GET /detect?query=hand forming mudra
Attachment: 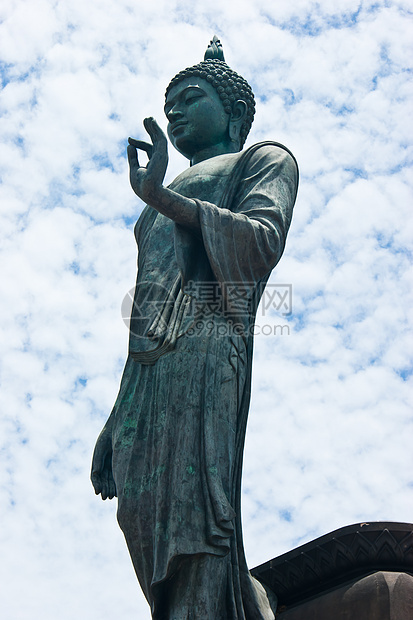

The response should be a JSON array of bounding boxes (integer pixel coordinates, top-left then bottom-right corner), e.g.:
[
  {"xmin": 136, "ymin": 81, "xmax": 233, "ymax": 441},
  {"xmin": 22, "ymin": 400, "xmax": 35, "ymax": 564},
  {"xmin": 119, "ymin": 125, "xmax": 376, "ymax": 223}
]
[
  {"xmin": 127, "ymin": 116, "xmax": 199, "ymax": 229},
  {"xmin": 127, "ymin": 117, "xmax": 168, "ymax": 205}
]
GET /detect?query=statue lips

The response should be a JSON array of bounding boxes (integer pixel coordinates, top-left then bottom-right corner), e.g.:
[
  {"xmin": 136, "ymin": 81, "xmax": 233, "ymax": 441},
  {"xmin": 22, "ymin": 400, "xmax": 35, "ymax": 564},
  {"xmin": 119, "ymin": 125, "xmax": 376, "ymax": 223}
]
[{"xmin": 170, "ymin": 120, "xmax": 188, "ymax": 135}]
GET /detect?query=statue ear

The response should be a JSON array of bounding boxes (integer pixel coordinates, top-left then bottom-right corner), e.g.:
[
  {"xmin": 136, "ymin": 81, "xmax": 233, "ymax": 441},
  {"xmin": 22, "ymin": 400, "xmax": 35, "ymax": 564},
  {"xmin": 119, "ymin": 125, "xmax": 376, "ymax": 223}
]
[
  {"xmin": 231, "ymin": 100, "xmax": 248, "ymax": 123},
  {"xmin": 229, "ymin": 100, "xmax": 247, "ymax": 147}
]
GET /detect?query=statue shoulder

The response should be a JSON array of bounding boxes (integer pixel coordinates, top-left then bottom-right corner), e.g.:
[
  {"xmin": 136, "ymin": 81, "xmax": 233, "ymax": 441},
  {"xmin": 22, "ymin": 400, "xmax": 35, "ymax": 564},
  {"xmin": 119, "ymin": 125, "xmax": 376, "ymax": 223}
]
[
  {"xmin": 245, "ymin": 140, "xmax": 298, "ymax": 169},
  {"xmin": 241, "ymin": 141, "xmax": 299, "ymax": 189}
]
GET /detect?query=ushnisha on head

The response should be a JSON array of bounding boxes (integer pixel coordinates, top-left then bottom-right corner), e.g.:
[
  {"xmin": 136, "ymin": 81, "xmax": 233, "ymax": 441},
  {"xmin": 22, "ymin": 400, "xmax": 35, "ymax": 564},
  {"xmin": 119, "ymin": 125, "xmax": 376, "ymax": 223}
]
[{"xmin": 165, "ymin": 36, "xmax": 255, "ymax": 150}]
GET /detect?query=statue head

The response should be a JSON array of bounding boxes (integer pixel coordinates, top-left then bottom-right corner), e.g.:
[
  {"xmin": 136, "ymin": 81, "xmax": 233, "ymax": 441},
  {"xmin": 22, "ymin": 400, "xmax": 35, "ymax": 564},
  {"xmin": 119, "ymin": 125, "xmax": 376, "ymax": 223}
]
[{"xmin": 164, "ymin": 37, "xmax": 255, "ymax": 161}]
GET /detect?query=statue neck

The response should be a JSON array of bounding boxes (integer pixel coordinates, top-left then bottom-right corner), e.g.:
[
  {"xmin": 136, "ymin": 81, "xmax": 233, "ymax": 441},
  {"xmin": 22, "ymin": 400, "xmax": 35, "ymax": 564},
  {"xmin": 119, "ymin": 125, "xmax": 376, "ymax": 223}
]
[{"xmin": 191, "ymin": 141, "xmax": 240, "ymax": 166}]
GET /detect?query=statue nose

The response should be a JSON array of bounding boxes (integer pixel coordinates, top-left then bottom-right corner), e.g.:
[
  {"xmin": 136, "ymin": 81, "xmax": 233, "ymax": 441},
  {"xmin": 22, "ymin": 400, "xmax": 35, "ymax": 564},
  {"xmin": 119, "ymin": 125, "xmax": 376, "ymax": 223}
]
[{"xmin": 167, "ymin": 107, "xmax": 184, "ymax": 122}]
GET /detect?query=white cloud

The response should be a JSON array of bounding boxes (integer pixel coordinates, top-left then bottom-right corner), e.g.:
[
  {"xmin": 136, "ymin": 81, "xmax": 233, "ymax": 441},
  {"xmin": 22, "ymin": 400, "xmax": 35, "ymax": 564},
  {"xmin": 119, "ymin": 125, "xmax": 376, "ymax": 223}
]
[{"xmin": 0, "ymin": 0, "xmax": 411, "ymax": 618}]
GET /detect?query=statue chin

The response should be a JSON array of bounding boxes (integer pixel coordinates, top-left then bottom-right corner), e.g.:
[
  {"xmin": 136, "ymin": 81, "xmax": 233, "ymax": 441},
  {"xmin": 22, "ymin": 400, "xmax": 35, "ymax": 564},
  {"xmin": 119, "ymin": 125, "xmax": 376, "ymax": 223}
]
[{"xmin": 172, "ymin": 141, "xmax": 194, "ymax": 161}]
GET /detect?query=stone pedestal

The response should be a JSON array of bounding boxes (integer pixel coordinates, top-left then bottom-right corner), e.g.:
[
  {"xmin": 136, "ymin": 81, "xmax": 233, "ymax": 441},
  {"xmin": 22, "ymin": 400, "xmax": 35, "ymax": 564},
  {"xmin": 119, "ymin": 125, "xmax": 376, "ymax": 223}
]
[
  {"xmin": 251, "ymin": 522, "xmax": 413, "ymax": 619},
  {"xmin": 275, "ymin": 571, "xmax": 413, "ymax": 619}
]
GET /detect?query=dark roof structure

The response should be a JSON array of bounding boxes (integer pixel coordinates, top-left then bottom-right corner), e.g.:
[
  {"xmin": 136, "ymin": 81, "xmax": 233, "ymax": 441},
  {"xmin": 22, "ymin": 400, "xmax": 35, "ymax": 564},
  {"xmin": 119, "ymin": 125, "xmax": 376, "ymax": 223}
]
[{"xmin": 251, "ymin": 521, "xmax": 413, "ymax": 607}]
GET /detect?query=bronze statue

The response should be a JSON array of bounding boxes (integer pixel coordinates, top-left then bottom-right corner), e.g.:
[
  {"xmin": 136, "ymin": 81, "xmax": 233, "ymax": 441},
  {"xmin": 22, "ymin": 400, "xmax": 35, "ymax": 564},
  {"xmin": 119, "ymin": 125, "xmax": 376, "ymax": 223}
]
[{"xmin": 91, "ymin": 36, "xmax": 298, "ymax": 619}]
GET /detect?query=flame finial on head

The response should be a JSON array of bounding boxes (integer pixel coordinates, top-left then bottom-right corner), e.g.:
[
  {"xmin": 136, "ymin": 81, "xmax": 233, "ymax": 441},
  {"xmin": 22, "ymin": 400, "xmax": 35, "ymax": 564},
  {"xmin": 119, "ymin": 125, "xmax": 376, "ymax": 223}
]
[{"xmin": 204, "ymin": 35, "xmax": 225, "ymax": 61}]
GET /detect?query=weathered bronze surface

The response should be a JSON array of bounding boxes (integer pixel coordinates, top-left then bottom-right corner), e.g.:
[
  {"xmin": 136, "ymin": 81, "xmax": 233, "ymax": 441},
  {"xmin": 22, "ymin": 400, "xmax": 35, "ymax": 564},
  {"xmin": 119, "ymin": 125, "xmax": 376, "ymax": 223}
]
[{"xmin": 91, "ymin": 37, "xmax": 298, "ymax": 619}]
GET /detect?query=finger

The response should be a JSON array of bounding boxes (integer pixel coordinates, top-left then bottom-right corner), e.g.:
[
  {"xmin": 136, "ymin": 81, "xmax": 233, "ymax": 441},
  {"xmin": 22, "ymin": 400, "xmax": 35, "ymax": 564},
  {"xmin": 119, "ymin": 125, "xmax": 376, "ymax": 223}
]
[
  {"xmin": 128, "ymin": 137, "xmax": 153, "ymax": 158},
  {"xmin": 102, "ymin": 452, "xmax": 114, "ymax": 500},
  {"xmin": 91, "ymin": 472, "xmax": 102, "ymax": 495},
  {"xmin": 143, "ymin": 118, "xmax": 168, "ymax": 180},
  {"xmin": 143, "ymin": 117, "xmax": 167, "ymax": 146},
  {"xmin": 101, "ymin": 467, "xmax": 109, "ymax": 500},
  {"xmin": 108, "ymin": 475, "xmax": 117, "ymax": 500},
  {"xmin": 127, "ymin": 143, "xmax": 140, "ymax": 171}
]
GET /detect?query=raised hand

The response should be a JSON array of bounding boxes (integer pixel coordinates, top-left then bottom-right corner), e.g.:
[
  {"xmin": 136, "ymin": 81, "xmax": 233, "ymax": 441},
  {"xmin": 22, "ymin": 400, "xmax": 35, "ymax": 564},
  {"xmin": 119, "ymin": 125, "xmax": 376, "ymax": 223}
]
[
  {"xmin": 127, "ymin": 117, "xmax": 168, "ymax": 204},
  {"xmin": 91, "ymin": 428, "xmax": 117, "ymax": 500}
]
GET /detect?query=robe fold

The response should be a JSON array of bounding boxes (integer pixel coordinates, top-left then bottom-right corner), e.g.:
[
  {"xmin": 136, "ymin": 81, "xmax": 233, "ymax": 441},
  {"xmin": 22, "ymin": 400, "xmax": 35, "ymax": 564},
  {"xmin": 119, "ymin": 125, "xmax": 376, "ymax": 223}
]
[{"xmin": 107, "ymin": 141, "xmax": 298, "ymax": 619}]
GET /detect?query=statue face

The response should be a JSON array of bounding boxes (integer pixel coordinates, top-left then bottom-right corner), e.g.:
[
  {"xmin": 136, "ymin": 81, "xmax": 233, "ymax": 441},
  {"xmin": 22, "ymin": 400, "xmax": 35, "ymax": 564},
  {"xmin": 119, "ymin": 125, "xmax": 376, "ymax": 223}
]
[{"xmin": 164, "ymin": 77, "xmax": 230, "ymax": 160}]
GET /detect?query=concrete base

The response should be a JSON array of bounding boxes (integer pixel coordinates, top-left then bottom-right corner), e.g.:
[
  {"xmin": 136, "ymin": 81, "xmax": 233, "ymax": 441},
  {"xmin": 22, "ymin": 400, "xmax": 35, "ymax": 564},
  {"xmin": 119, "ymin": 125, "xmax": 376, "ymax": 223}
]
[{"xmin": 276, "ymin": 571, "xmax": 413, "ymax": 619}]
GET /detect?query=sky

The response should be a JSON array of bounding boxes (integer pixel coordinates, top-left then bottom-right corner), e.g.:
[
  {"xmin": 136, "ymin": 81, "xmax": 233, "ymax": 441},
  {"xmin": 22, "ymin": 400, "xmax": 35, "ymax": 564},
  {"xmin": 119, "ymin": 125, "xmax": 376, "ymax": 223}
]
[{"xmin": 0, "ymin": 0, "xmax": 412, "ymax": 618}]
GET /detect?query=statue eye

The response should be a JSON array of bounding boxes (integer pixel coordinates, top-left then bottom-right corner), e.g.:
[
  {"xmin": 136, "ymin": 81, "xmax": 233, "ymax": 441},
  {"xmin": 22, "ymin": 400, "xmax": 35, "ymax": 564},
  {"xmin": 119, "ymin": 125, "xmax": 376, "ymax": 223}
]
[{"xmin": 185, "ymin": 94, "xmax": 201, "ymax": 105}]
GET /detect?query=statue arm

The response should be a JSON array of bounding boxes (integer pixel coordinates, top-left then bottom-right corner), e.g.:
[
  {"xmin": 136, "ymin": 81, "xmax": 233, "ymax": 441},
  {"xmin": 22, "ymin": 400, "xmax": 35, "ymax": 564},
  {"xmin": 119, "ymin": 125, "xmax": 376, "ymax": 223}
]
[{"xmin": 144, "ymin": 185, "xmax": 200, "ymax": 229}]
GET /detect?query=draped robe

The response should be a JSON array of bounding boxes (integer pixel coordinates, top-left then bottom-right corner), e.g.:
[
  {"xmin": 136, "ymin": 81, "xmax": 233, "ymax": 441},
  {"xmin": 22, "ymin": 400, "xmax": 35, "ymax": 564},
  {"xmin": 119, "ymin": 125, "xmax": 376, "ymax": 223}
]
[{"xmin": 104, "ymin": 142, "xmax": 298, "ymax": 619}]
